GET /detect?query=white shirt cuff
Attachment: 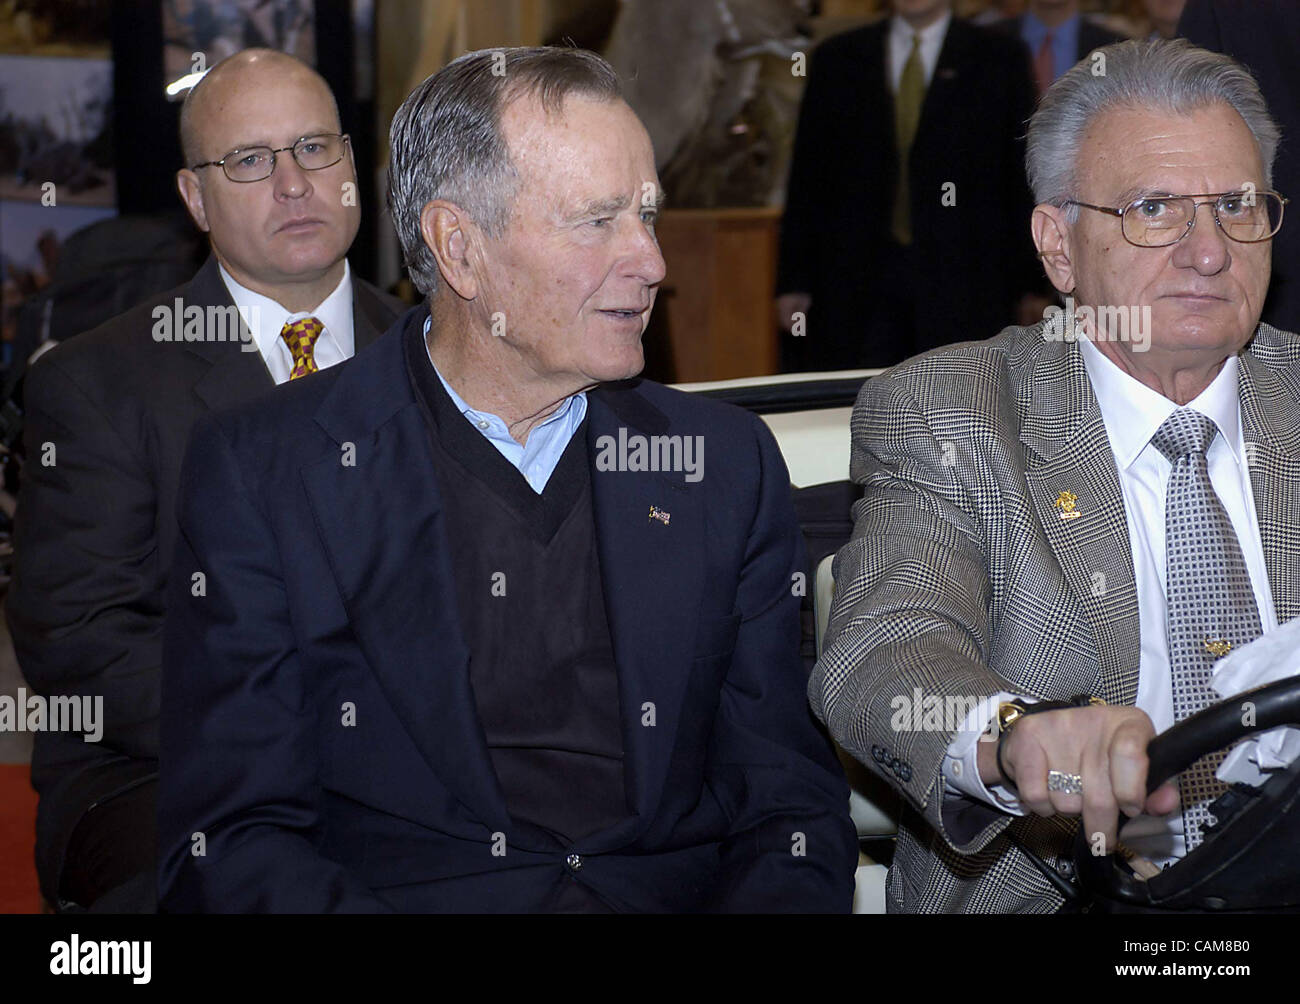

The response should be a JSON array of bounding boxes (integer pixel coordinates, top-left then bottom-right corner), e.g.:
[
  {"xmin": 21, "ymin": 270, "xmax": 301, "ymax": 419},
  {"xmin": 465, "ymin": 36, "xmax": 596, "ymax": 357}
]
[{"xmin": 941, "ymin": 691, "xmax": 1031, "ymax": 814}]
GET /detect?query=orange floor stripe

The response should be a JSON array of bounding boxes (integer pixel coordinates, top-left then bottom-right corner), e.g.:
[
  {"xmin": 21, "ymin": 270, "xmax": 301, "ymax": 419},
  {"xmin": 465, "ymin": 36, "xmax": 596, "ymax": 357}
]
[{"xmin": 0, "ymin": 765, "xmax": 40, "ymax": 914}]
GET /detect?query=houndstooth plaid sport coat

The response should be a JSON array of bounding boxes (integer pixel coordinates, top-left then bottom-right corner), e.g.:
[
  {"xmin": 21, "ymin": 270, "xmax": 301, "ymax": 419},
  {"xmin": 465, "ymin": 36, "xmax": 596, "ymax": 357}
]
[{"xmin": 809, "ymin": 321, "xmax": 1300, "ymax": 913}]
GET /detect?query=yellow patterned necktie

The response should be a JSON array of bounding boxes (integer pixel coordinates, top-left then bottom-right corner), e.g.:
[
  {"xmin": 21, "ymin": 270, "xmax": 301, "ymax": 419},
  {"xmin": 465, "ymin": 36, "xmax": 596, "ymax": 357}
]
[
  {"xmin": 892, "ymin": 33, "xmax": 925, "ymax": 246},
  {"xmin": 281, "ymin": 316, "xmax": 323, "ymax": 380}
]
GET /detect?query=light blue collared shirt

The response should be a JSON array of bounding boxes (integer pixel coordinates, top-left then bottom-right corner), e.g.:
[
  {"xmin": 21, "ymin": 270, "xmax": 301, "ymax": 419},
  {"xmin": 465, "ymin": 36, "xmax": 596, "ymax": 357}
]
[
  {"xmin": 421, "ymin": 315, "xmax": 587, "ymax": 494},
  {"xmin": 1021, "ymin": 10, "xmax": 1081, "ymax": 85}
]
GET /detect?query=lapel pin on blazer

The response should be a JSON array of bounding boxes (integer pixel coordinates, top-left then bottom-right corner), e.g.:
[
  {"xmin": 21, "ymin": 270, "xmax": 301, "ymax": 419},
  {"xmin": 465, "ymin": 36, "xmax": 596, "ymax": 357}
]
[
  {"xmin": 648, "ymin": 505, "xmax": 671, "ymax": 526},
  {"xmin": 1055, "ymin": 490, "xmax": 1082, "ymax": 520}
]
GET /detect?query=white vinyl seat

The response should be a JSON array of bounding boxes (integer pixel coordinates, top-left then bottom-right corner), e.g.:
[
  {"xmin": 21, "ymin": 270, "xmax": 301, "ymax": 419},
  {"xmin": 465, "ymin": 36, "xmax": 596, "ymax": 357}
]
[
  {"xmin": 676, "ymin": 370, "xmax": 894, "ymax": 912},
  {"xmin": 853, "ymin": 857, "xmax": 889, "ymax": 916},
  {"xmin": 816, "ymin": 552, "xmax": 899, "ymax": 913}
]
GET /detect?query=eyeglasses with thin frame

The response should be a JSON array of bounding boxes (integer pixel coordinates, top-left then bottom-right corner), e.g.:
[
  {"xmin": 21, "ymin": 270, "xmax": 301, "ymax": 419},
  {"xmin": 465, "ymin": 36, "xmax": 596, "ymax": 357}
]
[
  {"xmin": 190, "ymin": 133, "xmax": 351, "ymax": 183},
  {"xmin": 1062, "ymin": 190, "xmax": 1288, "ymax": 247}
]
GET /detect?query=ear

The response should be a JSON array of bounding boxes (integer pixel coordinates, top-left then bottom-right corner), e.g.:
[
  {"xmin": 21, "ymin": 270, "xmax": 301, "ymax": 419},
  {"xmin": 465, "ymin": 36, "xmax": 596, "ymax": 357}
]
[
  {"xmin": 342, "ymin": 135, "xmax": 358, "ymax": 181},
  {"xmin": 1031, "ymin": 203, "xmax": 1076, "ymax": 296},
  {"xmin": 176, "ymin": 169, "xmax": 210, "ymax": 233},
  {"xmin": 420, "ymin": 200, "xmax": 481, "ymax": 301}
]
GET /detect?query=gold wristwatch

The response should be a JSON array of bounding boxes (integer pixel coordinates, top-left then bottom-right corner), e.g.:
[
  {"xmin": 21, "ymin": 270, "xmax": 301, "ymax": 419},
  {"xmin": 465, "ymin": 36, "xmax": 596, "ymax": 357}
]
[
  {"xmin": 994, "ymin": 694, "xmax": 1105, "ymax": 789},
  {"xmin": 997, "ymin": 694, "xmax": 1105, "ymax": 731}
]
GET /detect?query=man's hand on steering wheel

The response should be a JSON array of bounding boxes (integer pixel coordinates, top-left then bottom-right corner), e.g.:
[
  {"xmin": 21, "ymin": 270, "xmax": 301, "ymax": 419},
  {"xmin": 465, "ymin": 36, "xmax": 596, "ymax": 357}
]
[{"xmin": 976, "ymin": 704, "xmax": 1181, "ymax": 852}]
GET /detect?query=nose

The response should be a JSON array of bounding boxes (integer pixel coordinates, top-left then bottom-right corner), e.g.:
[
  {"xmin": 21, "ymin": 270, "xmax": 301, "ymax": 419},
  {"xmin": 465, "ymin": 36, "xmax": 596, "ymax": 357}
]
[
  {"xmin": 623, "ymin": 216, "xmax": 666, "ymax": 287},
  {"xmin": 272, "ymin": 150, "xmax": 312, "ymax": 200},
  {"xmin": 1171, "ymin": 200, "xmax": 1230, "ymax": 276}
]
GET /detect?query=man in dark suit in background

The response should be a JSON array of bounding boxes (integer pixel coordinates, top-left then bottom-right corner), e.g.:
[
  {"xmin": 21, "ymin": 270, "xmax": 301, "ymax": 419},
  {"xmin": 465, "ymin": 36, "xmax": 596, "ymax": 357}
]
[
  {"xmin": 7, "ymin": 48, "xmax": 403, "ymax": 913},
  {"xmin": 1180, "ymin": 0, "xmax": 1300, "ymax": 333},
  {"xmin": 157, "ymin": 46, "xmax": 858, "ymax": 913},
  {"xmin": 776, "ymin": 0, "xmax": 1042, "ymax": 372},
  {"xmin": 995, "ymin": 0, "xmax": 1126, "ymax": 95}
]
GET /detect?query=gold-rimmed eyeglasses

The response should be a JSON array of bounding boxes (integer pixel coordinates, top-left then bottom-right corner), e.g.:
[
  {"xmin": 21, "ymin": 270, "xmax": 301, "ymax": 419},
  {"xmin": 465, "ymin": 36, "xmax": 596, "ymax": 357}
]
[
  {"xmin": 1062, "ymin": 190, "xmax": 1287, "ymax": 247},
  {"xmin": 190, "ymin": 133, "xmax": 350, "ymax": 183}
]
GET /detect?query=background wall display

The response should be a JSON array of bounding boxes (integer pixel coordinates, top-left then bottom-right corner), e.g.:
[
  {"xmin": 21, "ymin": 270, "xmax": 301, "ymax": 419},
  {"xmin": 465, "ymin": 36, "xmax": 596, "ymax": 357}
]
[
  {"xmin": 163, "ymin": 0, "xmax": 316, "ymax": 97},
  {"xmin": 0, "ymin": 0, "xmax": 110, "ymax": 58},
  {"xmin": 606, "ymin": 0, "xmax": 806, "ymax": 211},
  {"xmin": 0, "ymin": 56, "xmax": 114, "ymax": 206},
  {"xmin": 0, "ymin": 2, "xmax": 115, "ymax": 371},
  {"xmin": 0, "ymin": 199, "xmax": 115, "ymax": 358}
]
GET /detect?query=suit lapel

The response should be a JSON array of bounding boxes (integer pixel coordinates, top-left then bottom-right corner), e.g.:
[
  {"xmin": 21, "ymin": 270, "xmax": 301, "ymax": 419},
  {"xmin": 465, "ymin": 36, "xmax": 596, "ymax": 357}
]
[
  {"xmin": 1238, "ymin": 333, "xmax": 1300, "ymax": 624},
  {"xmin": 869, "ymin": 22, "xmax": 891, "ymax": 107},
  {"xmin": 351, "ymin": 279, "xmax": 391, "ymax": 351},
  {"xmin": 189, "ymin": 259, "xmax": 396, "ymax": 410},
  {"xmin": 916, "ymin": 17, "xmax": 969, "ymax": 139},
  {"xmin": 191, "ymin": 347, "xmax": 274, "ymax": 412},
  {"xmin": 301, "ymin": 316, "xmax": 511, "ymax": 834},
  {"xmin": 1021, "ymin": 333, "xmax": 1141, "ymax": 705},
  {"xmin": 585, "ymin": 386, "xmax": 705, "ymax": 830},
  {"xmin": 183, "ymin": 256, "xmax": 276, "ymax": 411},
  {"xmin": 864, "ymin": 23, "xmax": 895, "ymax": 167}
]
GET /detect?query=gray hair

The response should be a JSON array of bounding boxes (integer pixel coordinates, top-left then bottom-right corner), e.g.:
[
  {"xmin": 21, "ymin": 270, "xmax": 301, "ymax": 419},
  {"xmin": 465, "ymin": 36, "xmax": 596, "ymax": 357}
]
[
  {"xmin": 1027, "ymin": 39, "xmax": 1281, "ymax": 222},
  {"xmin": 388, "ymin": 46, "xmax": 622, "ymax": 299}
]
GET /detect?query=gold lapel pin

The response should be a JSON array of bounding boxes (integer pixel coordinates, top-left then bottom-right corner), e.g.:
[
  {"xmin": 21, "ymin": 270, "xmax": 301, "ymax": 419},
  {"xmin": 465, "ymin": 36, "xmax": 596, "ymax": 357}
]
[
  {"xmin": 1055, "ymin": 490, "xmax": 1082, "ymax": 520},
  {"xmin": 648, "ymin": 505, "xmax": 671, "ymax": 526},
  {"xmin": 1204, "ymin": 638, "xmax": 1232, "ymax": 658}
]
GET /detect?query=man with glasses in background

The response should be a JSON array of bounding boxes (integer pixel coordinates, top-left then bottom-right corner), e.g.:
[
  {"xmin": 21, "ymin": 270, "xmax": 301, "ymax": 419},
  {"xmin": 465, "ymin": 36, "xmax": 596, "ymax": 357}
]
[
  {"xmin": 8, "ymin": 48, "xmax": 402, "ymax": 913},
  {"xmin": 811, "ymin": 39, "xmax": 1297, "ymax": 912}
]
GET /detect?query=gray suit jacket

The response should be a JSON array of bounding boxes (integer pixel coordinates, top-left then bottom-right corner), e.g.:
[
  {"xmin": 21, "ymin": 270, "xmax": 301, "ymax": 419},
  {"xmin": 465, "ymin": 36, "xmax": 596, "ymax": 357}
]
[{"xmin": 809, "ymin": 321, "xmax": 1300, "ymax": 913}]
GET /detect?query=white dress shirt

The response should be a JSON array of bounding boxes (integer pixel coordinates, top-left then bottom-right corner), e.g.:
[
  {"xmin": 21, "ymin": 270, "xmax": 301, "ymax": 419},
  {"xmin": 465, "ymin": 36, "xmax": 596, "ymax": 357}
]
[
  {"xmin": 943, "ymin": 335, "xmax": 1277, "ymax": 864},
  {"xmin": 888, "ymin": 10, "xmax": 952, "ymax": 93},
  {"xmin": 218, "ymin": 261, "xmax": 355, "ymax": 385}
]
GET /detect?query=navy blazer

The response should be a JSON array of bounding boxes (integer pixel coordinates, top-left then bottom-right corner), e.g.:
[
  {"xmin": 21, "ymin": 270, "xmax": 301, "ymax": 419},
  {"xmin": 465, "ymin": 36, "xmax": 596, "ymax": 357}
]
[{"xmin": 157, "ymin": 307, "xmax": 857, "ymax": 912}]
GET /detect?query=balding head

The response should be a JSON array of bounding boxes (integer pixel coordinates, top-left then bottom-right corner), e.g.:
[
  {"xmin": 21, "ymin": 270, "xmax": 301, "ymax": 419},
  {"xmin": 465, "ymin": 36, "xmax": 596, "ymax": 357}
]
[
  {"xmin": 173, "ymin": 47, "xmax": 359, "ymax": 313},
  {"xmin": 180, "ymin": 48, "xmax": 339, "ymax": 167}
]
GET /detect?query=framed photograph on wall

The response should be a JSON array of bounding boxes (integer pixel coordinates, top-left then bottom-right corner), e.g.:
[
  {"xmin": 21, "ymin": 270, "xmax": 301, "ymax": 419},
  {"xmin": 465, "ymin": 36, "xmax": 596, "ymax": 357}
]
[
  {"xmin": 0, "ymin": 56, "xmax": 114, "ymax": 207},
  {"xmin": 163, "ymin": 0, "xmax": 316, "ymax": 99},
  {"xmin": 0, "ymin": 1, "xmax": 111, "ymax": 58}
]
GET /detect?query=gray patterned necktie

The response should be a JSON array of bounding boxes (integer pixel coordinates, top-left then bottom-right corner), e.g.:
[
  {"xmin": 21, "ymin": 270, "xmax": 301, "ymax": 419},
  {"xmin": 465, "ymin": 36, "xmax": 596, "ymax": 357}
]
[{"xmin": 1152, "ymin": 409, "xmax": 1262, "ymax": 851}]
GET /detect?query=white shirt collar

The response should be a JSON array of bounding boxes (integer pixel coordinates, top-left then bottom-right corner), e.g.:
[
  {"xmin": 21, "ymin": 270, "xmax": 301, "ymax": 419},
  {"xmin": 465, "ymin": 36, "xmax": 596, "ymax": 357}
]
[
  {"xmin": 1078, "ymin": 334, "xmax": 1244, "ymax": 471},
  {"xmin": 890, "ymin": 9, "xmax": 952, "ymax": 52},
  {"xmin": 217, "ymin": 260, "xmax": 354, "ymax": 371}
]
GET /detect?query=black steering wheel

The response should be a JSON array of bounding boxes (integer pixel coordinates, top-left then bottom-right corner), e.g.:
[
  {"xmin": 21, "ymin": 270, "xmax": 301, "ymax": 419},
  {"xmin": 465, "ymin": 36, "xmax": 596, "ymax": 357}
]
[{"xmin": 1069, "ymin": 674, "xmax": 1300, "ymax": 912}]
